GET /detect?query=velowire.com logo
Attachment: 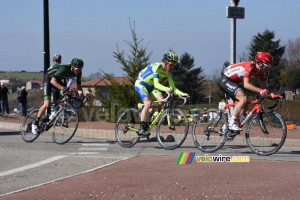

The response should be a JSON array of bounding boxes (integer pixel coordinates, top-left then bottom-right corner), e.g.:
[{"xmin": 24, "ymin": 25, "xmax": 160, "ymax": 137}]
[{"xmin": 176, "ymin": 152, "xmax": 250, "ymax": 164}]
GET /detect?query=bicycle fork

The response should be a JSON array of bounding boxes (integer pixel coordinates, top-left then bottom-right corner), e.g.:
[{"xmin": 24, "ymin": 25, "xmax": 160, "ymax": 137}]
[{"xmin": 166, "ymin": 109, "xmax": 175, "ymax": 130}]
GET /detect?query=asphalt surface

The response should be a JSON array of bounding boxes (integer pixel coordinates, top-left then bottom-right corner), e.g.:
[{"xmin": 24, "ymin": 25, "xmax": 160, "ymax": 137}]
[{"xmin": 0, "ymin": 118, "xmax": 299, "ymax": 199}]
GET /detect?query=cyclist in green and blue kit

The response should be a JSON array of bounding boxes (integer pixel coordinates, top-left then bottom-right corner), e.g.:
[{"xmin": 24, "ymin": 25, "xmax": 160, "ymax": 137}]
[
  {"xmin": 135, "ymin": 51, "xmax": 189, "ymax": 136},
  {"xmin": 32, "ymin": 57, "xmax": 86, "ymax": 134}
]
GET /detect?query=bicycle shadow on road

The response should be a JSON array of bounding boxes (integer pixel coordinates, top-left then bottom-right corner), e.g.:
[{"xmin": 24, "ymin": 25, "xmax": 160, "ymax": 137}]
[{"xmin": 0, "ymin": 131, "xmax": 21, "ymax": 136}]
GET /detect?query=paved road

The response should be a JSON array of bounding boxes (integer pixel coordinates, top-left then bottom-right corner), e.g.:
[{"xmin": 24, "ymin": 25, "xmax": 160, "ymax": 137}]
[{"xmin": 0, "ymin": 127, "xmax": 299, "ymax": 199}]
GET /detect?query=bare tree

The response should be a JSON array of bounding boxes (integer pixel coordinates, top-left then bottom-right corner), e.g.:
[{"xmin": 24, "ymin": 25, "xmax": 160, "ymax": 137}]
[
  {"xmin": 89, "ymin": 71, "xmax": 103, "ymax": 79},
  {"xmin": 285, "ymin": 37, "xmax": 300, "ymax": 68}
]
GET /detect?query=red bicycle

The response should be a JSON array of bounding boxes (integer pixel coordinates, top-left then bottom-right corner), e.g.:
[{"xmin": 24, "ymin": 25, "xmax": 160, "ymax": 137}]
[{"xmin": 192, "ymin": 95, "xmax": 287, "ymax": 156}]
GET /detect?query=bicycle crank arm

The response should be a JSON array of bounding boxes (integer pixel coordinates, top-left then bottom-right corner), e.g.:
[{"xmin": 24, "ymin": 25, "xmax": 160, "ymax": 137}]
[{"xmin": 169, "ymin": 126, "xmax": 175, "ymax": 131}]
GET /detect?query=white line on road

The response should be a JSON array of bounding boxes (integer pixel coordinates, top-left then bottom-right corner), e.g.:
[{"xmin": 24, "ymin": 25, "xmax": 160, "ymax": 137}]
[
  {"xmin": 0, "ymin": 155, "xmax": 68, "ymax": 177},
  {"xmin": 0, "ymin": 157, "xmax": 131, "ymax": 197},
  {"xmin": 78, "ymin": 148, "xmax": 108, "ymax": 151},
  {"xmin": 81, "ymin": 143, "xmax": 110, "ymax": 146}
]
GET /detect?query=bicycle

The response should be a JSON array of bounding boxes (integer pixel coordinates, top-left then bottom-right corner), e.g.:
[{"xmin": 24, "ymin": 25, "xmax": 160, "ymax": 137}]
[
  {"xmin": 192, "ymin": 94, "xmax": 287, "ymax": 156},
  {"xmin": 115, "ymin": 93, "xmax": 189, "ymax": 150},
  {"xmin": 21, "ymin": 89, "xmax": 84, "ymax": 144}
]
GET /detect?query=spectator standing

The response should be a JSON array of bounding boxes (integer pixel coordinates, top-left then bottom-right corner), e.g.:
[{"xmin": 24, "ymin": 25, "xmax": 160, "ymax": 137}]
[
  {"xmin": 18, "ymin": 86, "xmax": 28, "ymax": 116},
  {"xmin": 0, "ymin": 82, "xmax": 10, "ymax": 114}
]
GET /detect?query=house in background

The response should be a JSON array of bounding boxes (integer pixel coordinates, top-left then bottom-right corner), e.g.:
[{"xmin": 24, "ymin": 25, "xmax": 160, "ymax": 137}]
[
  {"xmin": 78, "ymin": 77, "xmax": 130, "ymax": 106},
  {"xmin": 26, "ymin": 80, "xmax": 43, "ymax": 90}
]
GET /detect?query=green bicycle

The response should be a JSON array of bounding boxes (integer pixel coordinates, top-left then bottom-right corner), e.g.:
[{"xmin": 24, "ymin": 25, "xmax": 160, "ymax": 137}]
[{"xmin": 115, "ymin": 93, "xmax": 189, "ymax": 150}]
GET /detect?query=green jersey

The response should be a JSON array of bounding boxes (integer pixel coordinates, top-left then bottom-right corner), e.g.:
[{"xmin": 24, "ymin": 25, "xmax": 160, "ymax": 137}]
[
  {"xmin": 47, "ymin": 64, "xmax": 82, "ymax": 84},
  {"xmin": 135, "ymin": 62, "xmax": 187, "ymax": 96}
]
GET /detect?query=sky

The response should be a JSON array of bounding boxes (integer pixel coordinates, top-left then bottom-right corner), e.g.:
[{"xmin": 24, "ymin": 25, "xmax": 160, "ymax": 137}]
[{"xmin": 1, "ymin": 0, "xmax": 300, "ymax": 77}]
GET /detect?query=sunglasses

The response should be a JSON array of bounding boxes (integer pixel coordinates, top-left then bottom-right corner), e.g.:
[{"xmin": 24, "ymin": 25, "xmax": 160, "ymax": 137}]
[
  {"xmin": 259, "ymin": 62, "xmax": 270, "ymax": 68},
  {"xmin": 168, "ymin": 61, "xmax": 176, "ymax": 65},
  {"xmin": 73, "ymin": 67, "xmax": 82, "ymax": 71}
]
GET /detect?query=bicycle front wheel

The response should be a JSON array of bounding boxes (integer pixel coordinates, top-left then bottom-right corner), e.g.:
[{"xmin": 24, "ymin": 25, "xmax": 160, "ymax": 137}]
[
  {"xmin": 192, "ymin": 109, "xmax": 226, "ymax": 153},
  {"xmin": 156, "ymin": 108, "xmax": 189, "ymax": 150},
  {"xmin": 22, "ymin": 109, "xmax": 40, "ymax": 142},
  {"xmin": 246, "ymin": 110, "xmax": 287, "ymax": 156},
  {"xmin": 52, "ymin": 107, "xmax": 78, "ymax": 144},
  {"xmin": 115, "ymin": 108, "xmax": 140, "ymax": 148}
]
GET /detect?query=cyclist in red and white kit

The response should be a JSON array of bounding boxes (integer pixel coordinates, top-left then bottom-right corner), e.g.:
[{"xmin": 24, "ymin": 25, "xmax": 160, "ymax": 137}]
[{"xmin": 219, "ymin": 51, "xmax": 282, "ymax": 133}]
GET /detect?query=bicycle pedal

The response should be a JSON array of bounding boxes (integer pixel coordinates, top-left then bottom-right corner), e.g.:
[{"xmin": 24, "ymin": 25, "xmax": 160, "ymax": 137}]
[
  {"xmin": 137, "ymin": 132, "xmax": 150, "ymax": 138},
  {"xmin": 169, "ymin": 127, "xmax": 175, "ymax": 131},
  {"xmin": 226, "ymin": 136, "xmax": 235, "ymax": 142}
]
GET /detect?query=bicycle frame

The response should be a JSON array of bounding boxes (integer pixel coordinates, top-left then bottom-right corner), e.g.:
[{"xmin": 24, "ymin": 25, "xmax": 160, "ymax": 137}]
[
  {"xmin": 127, "ymin": 93, "xmax": 186, "ymax": 133},
  {"xmin": 221, "ymin": 98, "xmax": 261, "ymax": 127}
]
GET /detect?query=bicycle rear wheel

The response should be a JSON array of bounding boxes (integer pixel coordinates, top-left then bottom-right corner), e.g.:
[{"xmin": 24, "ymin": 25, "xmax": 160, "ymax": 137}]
[
  {"xmin": 22, "ymin": 109, "xmax": 40, "ymax": 142},
  {"xmin": 115, "ymin": 108, "xmax": 140, "ymax": 148},
  {"xmin": 246, "ymin": 110, "xmax": 287, "ymax": 156},
  {"xmin": 192, "ymin": 109, "xmax": 226, "ymax": 153},
  {"xmin": 52, "ymin": 107, "xmax": 78, "ymax": 144},
  {"xmin": 156, "ymin": 108, "xmax": 189, "ymax": 150}
]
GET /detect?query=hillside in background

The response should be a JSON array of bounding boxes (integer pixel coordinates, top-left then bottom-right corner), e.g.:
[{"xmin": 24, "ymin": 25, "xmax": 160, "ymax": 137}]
[
  {"xmin": 0, "ymin": 72, "xmax": 43, "ymax": 80},
  {"xmin": 0, "ymin": 71, "xmax": 94, "ymax": 82}
]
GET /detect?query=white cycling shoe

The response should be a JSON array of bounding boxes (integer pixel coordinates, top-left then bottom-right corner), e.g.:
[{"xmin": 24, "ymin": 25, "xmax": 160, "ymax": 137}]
[
  {"xmin": 32, "ymin": 124, "xmax": 38, "ymax": 135},
  {"xmin": 228, "ymin": 122, "xmax": 243, "ymax": 131}
]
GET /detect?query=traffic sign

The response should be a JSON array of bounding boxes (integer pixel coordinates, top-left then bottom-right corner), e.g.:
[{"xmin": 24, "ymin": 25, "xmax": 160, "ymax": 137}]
[{"xmin": 226, "ymin": 6, "xmax": 245, "ymax": 19}]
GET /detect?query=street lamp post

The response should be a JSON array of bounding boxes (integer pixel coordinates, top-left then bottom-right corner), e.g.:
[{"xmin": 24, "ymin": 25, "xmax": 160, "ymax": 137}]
[
  {"xmin": 226, "ymin": 0, "xmax": 245, "ymax": 64},
  {"xmin": 43, "ymin": 0, "xmax": 50, "ymax": 74}
]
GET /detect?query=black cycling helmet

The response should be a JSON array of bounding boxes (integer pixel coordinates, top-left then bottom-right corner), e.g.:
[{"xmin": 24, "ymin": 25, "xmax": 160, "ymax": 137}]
[
  {"xmin": 53, "ymin": 54, "xmax": 62, "ymax": 61},
  {"xmin": 71, "ymin": 58, "xmax": 84, "ymax": 68}
]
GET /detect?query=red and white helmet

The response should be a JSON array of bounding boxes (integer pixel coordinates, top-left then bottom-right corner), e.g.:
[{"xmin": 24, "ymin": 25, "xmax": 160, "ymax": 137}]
[{"xmin": 255, "ymin": 52, "xmax": 274, "ymax": 66}]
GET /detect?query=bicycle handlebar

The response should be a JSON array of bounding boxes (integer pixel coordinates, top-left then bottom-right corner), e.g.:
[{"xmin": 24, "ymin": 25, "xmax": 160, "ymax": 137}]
[
  {"xmin": 255, "ymin": 94, "xmax": 282, "ymax": 109},
  {"xmin": 161, "ymin": 92, "xmax": 187, "ymax": 107}
]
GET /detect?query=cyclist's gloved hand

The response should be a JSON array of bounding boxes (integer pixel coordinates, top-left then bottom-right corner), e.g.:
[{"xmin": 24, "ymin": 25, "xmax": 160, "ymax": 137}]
[
  {"xmin": 60, "ymin": 87, "xmax": 69, "ymax": 95},
  {"xmin": 259, "ymin": 89, "xmax": 269, "ymax": 97},
  {"xmin": 167, "ymin": 88, "xmax": 174, "ymax": 94}
]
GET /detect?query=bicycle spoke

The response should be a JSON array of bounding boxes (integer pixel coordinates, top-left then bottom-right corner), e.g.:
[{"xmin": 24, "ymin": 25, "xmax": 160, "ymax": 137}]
[
  {"xmin": 156, "ymin": 108, "xmax": 189, "ymax": 150},
  {"xmin": 22, "ymin": 109, "xmax": 40, "ymax": 142},
  {"xmin": 246, "ymin": 110, "xmax": 287, "ymax": 156},
  {"xmin": 115, "ymin": 108, "xmax": 140, "ymax": 148},
  {"xmin": 52, "ymin": 108, "xmax": 78, "ymax": 144},
  {"xmin": 192, "ymin": 109, "xmax": 226, "ymax": 153}
]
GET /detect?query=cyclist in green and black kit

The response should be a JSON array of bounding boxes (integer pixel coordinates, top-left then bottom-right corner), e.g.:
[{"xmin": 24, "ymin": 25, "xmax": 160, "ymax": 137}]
[
  {"xmin": 135, "ymin": 51, "xmax": 189, "ymax": 136},
  {"xmin": 32, "ymin": 57, "xmax": 86, "ymax": 134}
]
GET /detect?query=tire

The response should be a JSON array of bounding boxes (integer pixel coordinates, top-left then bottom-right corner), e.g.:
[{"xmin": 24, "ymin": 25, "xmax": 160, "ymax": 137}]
[
  {"xmin": 22, "ymin": 109, "xmax": 40, "ymax": 142},
  {"xmin": 115, "ymin": 108, "xmax": 140, "ymax": 148},
  {"xmin": 192, "ymin": 108, "xmax": 226, "ymax": 153},
  {"xmin": 52, "ymin": 106, "xmax": 78, "ymax": 144},
  {"xmin": 156, "ymin": 108, "xmax": 189, "ymax": 150},
  {"xmin": 246, "ymin": 110, "xmax": 287, "ymax": 156}
]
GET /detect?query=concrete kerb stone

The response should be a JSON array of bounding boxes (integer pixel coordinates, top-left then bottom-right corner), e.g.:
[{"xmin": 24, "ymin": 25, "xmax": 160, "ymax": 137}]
[
  {"xmin": 1, "ymin": 121, "xmax": 299, "ymax": 146},
  {"xmin": 0, "ymin": 122, "xmax": 22, "ymax": 130}
]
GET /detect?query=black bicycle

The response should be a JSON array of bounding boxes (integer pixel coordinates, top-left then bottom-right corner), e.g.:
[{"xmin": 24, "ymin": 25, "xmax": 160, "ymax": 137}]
[{"xmin": 21, "ymin": 89, "xmax": 84, "ymax": 144}]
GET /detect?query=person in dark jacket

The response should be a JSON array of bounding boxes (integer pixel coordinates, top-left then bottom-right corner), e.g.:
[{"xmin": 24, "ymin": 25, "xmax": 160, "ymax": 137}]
[
  {"xmin": 18, "ymin": 86, "xmax": 28, "ymax": 116},
  {"xmin": 0, "ymin": 82, "xmax": 10, "ymax": 114}
]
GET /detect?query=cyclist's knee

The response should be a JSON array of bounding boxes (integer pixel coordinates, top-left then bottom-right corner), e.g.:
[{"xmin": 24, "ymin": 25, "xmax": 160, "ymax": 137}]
[
  {"xmin": 236, "ymin": 93, "xmax": 247, "ymax": 105},
  {"xmin": 43, "ymin": 100, "xmax": 51, "ymax": 109}
]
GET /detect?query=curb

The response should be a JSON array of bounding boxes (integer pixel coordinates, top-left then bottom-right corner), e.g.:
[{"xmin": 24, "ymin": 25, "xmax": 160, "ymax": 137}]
[{"xmin": 1, "ymin": 122, "xmax": 299, "ymax": 147}]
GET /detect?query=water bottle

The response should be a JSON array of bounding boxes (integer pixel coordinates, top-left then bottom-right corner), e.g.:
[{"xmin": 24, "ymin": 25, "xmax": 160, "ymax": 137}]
[
  {"xmin": 150, "ymin": 111, "xmax": 159, "ymax": 121},
  {"xmin": 49, "ymin": 104, "xmax": 57, "ymax": 120}
]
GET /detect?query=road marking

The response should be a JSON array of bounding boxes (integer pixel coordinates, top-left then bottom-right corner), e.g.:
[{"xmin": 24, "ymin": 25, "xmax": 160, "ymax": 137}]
[
  {"xmin": 81, "ymin": 143, "xmax": 109, "ymax": 146},
  {"xmin": 0, "ymin": 155, "xmax": 67, "ymax": 177},
  {"xmin": 72, "ymin": 143, "xmax": 110, "ymax": 155},
  {"xmin": 78, "ymin": 147, "xmax": 108, "ymax": 151},
  {"xmin": 0, "ymin": 156, "xmax": 130, "ymax": 197}
]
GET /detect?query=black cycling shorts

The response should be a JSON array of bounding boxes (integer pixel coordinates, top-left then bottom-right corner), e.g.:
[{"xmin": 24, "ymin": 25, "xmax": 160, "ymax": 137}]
[
  {"xmin": 219, "ymin": 75, "xmax": 242, "ymax": 100},
  {"xmin": 43, "ymin": 74, "xmax": 65, "ymax": 100}
]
